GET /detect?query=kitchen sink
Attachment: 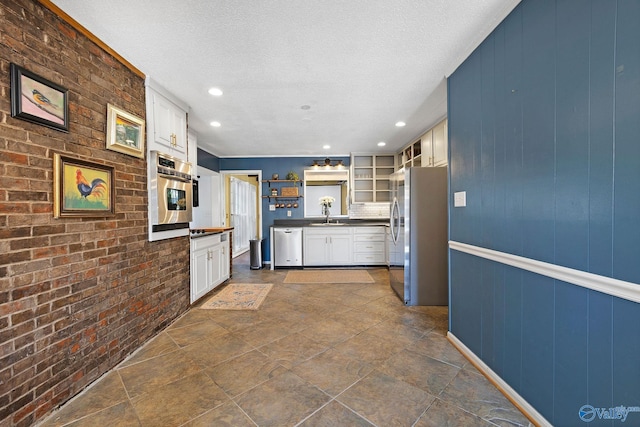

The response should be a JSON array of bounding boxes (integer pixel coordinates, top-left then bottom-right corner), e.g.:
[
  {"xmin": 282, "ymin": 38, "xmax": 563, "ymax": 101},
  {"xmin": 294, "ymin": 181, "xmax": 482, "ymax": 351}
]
[{"xmin": 310, "ymin": 222, "xmax": 347, "ymax": 226}]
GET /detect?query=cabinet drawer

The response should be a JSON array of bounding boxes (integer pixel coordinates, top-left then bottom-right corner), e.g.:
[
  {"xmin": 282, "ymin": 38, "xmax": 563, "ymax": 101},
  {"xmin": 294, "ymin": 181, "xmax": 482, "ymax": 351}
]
[
  {"xmin": 353, "ymin": 226, "xmax": 386, "ymax": 235},
  {"xmin": 353, "ymin": 234, "xmax": 386, "ymax": 242},
  {"xmin": 353, "ymin": 253, "xmax": 386, "ymax": 264},
  {"xmin": 354, "ymin": 241, "xmax": 385, "ymax": 252},
  {"xmin": 191, "ymin": 234, "xmax": 221, "ymax": 251},
  {"xmin": 304, "ymin": 227, "xmax": 352, "ymax": 236}
]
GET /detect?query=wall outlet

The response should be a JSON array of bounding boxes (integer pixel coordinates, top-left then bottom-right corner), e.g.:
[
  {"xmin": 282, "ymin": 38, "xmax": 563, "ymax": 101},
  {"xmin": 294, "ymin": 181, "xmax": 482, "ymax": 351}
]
[
  {"xmin": 287, "ymin": 210, "xmax": 292, "ymax": 217},
  {"xmin": 269, "ymin": 204, "xmax": 276, "ymax": 211}
]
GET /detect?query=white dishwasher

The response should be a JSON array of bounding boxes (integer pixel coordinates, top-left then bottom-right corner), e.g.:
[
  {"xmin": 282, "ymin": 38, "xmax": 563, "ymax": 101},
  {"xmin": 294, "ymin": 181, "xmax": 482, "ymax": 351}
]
[{"xmin": 272, "ymin": 228, "xmax": 302, "ymax": 268}]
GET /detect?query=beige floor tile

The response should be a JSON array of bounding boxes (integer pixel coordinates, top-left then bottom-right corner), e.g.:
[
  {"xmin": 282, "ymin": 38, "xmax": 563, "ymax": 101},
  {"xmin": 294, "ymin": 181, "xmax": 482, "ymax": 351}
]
[
  {"xmin": 292, "ymin": 348, "xmax": 374, "ymax": 396},
  {"xmin": 337, "ymin": 370, "xmax": 435, "ymax": 426},
  {"xmin": 165, "ymin": 319, "xmax": 229, "ymax": 347},
  {"xmin": 235, "ymin": 370, "xmax": 330, "ymax": 427},
  {"xmin": 408, "ymin": 331, "xmax": 469, "ymax": 368},
  {"xmin": 439, "ymin": 368, "xmax": 532, "ymax": 426},
  {"xmin": 117, "ymin": 350, "xmax": 202, "ymax": 398},
  {"xmin": 205, "ymin": 349, "xmax": 287, "ymax": 397},
  {"xmin": 181, "ymin": 333, "xmax": 255, "ymax": 368},
  {"xmin": 39, "ymin": 372, "xmax": 129, "ymax": 427},
  {"xmin": 298, "ymin": 400, "xmax": 374, "ymax": 426},
  {"xmin": 414, "ymin": 398, "xmax": 495, "ymax": 427},
  {"xmin": 119, "ymin": 332, "xmax": 180, "ymax": 368},
  {"xmin": 183, "ymin": 401, "xmax": 255, "ymax": 427},
  {"xmin": 63, "ymin": 401, "xmax": 140, "ymax": 427},
  {"xmin": 131, "ymin": 371, "xmax": 228, "ymax": 427},
  {"xmin": 258, "ymin": 331, "xmax": 329, "ymax": 369},
  {"xmin": 378, "ymin": 348, "xmax": 461, "ymax": 396}
]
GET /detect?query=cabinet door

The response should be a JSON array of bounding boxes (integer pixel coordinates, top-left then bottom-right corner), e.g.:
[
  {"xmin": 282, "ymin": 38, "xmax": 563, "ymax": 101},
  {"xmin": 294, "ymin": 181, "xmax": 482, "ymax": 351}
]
[
  {"xmin": 328, "ymin": 234, "xmax": 352, "ymax": 264},
  {"xmin": 304, "ymin": 234, "xmax": 328, "ymax": 265},
  {"xmin": 432, "ymin": 120, "xmax": 447, "ymax": 166},
  {"xmin": 220, "ymin": 239, "xmax": 230, "ymax": 280},
  {"xmin": 209, "ymin": 243, "xmax": 223, "ymax": 287},
  {"xmin": 191, "ymin": 247, "xmax": 211, "ymax": 303},
  {"xmin": 151, "ymin": 92, "xmax": 187, "ymax": 157},
  {"xmin": 421, "ymin": 130, "xmax": 433, "ymax": 166}
]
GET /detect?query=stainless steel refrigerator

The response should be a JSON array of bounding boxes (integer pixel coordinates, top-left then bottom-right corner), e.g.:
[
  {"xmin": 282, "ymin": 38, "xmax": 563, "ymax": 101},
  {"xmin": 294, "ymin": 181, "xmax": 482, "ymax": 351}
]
[{"xmin": 389, "ymin": 167, "xmax": 448, "ymax": 305}]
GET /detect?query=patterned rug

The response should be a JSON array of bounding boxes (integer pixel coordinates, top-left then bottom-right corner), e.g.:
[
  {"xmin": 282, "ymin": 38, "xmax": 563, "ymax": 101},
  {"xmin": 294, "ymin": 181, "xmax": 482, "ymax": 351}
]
[
  {"xmin": 200, "ymin": 283, "xmax": 273, "ymax": 310},
  {"xmin": 284, "ymin": 269, "xmax": 374, "ymax": 284}
]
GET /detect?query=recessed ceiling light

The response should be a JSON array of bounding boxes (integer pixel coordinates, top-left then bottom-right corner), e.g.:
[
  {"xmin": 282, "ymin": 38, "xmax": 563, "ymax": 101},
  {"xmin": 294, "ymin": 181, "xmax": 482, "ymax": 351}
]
[
  {"xmin": 301, "ymin": 105, "xmax": 311, "ymax": 110},
  {"xmin": 378, "ymin": 141, "xmax": 386, "ymax": 147},
  {"xmin": 210, "ymin": 121, "xmax": 221, "ymax": 127},
  {"xmin": 208, "ymin": 87, "xmax": 223, "ymax": 96},
  {"xmin": 395, "ymin": 121, "xmax": 406, "ymax": 127},
  {"xmin": 323, "ymin": 145, "xmax": 330, "ymax": 149}
]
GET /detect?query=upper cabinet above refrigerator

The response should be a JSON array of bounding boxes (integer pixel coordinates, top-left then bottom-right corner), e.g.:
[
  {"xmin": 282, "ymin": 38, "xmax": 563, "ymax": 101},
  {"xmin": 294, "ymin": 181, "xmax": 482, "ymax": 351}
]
[{"xmin": 398, "ymin": 118, "xmax": 448, "ymax": 169}]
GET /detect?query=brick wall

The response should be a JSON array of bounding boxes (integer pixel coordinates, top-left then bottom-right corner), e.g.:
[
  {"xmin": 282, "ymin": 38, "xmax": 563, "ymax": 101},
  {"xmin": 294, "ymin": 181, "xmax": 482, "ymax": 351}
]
[{"xmin": 0, "ymin": 2, "xmax": 191, "ymax": 426}]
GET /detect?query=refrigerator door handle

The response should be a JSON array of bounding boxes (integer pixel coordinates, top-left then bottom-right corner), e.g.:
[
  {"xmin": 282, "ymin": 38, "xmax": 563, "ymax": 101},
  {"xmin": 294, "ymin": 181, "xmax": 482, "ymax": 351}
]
[{"xmin": 390, "ymin": 198, "xmax": 400, "ymax": 244}]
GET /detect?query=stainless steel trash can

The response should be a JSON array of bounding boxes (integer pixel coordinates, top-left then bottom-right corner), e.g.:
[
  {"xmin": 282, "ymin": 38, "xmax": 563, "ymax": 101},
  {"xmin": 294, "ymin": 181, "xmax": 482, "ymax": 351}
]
[{"xmin": 249, "ymin": 239, "xmax": 263, "ymax": 270}]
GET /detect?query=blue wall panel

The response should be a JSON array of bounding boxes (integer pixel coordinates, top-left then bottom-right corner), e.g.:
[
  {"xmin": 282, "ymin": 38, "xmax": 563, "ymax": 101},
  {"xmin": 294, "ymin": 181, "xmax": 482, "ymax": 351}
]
[
  {"xmin": 520, "ymin": 272, "xmax": 555, "ymax": 415},
  {"xmin": 554, "ymin": 0, "xmax": 590, "ymax": 271},
  {"xmin": 613, "ymin": 1, "xmax": 640, "ymax": 284},
  {"xmin": 520, "ymin": 0, "xmax": 556, "ymax": 264},
  {"xmin": 502, "ymin": 7, "xmax": 524, "ymax": 257},
  {"xmin": 588, "ymin": 0, "xmax": 615, "ymax": 278},
  {"xmin": 449, "ymin": 51, "xmax": 482, "ymax": 246},
  {"xmin": 448, "ymin": 1, "xmax": 640, "ymax": 424},
  {"xmin": 553, "ymin": 282, "xmax": 588, "ymax": 426}
]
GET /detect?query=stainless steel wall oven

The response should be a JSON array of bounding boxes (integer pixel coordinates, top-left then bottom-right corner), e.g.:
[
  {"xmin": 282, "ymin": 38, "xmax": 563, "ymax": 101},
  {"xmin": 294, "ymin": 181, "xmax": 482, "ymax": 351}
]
[{"xmin": 149, "ymin": 151, "xmax": 192, "ymax": 231}]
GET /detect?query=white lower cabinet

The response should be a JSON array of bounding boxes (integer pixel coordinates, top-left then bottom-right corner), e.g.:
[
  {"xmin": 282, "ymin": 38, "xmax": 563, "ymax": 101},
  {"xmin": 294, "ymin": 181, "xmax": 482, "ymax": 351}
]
[
  {"xmin": 190, "ymin": 232, "xmax": 230, "ymax": 303},
  {"xmin": 353, "ymin": 226, "xmax": 387, "ymax": 265},
  {"xmin": 303, "ymin": 228, "xmax": 353, "ymax": 266},
  {"xmin": 303, "ymin": 226, "xmax": 387, "ymax": 266}
]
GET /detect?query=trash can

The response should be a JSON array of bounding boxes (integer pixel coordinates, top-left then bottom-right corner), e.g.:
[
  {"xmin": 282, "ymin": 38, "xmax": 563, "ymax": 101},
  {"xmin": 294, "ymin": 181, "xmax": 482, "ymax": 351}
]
[{"xmin": 249, "ymin": 239, "xmax": 263, "ymax": 270}]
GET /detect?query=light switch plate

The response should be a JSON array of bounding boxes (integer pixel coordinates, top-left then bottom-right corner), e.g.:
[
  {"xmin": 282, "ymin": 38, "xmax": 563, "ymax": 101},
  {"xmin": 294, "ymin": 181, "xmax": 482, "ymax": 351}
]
[
  {"xmin": 269, "ymin": 204, "xmax": 276, "ymax": 211},
  {"xmin": 454, "ymin": 191, "xmax": 466, "ymax": 207}
]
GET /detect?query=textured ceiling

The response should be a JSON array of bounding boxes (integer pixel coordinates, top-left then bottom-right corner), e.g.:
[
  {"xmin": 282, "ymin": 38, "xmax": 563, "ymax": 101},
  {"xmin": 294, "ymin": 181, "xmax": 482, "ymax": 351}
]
[{"xmin": 50, "ymin": 0, "xmax": 520, "ymax": 158}]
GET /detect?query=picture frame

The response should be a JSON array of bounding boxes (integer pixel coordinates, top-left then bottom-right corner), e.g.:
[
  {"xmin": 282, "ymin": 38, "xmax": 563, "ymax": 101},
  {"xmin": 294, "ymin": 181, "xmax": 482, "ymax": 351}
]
[
  {"xmin": 53, "ymin": 153, "xmax": 115, "ymax": 218},
  {"xmin": 106, "ymin": 103, "xmax": 145, "ymax": 158},
  {"xmin": 10, "ymin": 63, "xmax": 69, "ymax": 132}
]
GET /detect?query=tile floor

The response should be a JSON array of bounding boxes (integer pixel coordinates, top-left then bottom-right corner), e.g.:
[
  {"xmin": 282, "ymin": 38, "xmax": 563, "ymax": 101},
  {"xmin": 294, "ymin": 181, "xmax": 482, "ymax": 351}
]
[{"xmin": 39, "ymin": 253, "xmax": 532, "ymax": 427}]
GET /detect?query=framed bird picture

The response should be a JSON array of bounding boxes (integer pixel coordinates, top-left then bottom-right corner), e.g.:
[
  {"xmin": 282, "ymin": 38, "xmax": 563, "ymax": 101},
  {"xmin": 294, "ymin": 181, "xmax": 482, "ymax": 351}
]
[
  {"xmin": 53, "ymin": 153, "xmax": 115, "ymax": 218},
  {"xmin": 10, "ymin": 63, "xmax": 69, "ymax": 132},
  {"xmin": 106, "ymin": 104, "xmax": 145, "ymax": 158}
]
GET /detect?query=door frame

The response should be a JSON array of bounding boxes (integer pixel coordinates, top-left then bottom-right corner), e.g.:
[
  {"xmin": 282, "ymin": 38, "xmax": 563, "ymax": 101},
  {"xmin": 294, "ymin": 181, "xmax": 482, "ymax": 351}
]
[{"xmin": 220, "ymin": 170, "xmax": 263, "ymax": 240}]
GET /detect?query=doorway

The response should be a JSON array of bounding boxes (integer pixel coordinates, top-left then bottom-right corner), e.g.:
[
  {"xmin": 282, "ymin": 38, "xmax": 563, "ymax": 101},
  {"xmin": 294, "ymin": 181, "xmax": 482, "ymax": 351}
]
[{"xmin": 221, "ymin": 170, "xmax": 262, "ymax": 257}]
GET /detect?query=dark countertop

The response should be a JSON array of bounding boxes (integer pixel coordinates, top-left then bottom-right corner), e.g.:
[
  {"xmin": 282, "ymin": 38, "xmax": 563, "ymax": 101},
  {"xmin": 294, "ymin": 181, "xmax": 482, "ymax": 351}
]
[{"xmin": 273, "ymin": 219, "xmax": 388, "ymax": 227}]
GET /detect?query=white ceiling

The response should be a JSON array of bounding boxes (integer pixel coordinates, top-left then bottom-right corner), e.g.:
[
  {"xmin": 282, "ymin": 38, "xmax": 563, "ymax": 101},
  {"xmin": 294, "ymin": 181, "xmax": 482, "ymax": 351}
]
[{"xmin": 50, "ymin": 0, "xmax": 520, "ymax": 158}]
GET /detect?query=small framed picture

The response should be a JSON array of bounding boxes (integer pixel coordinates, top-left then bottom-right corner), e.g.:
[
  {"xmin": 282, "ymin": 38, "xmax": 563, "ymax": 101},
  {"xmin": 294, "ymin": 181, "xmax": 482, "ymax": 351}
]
[
  {"xmin": 10, "ymin": 63, "xmax": 69, "ymax": 132},
  {"xmin": 53, "ymin": 153, "xmax": 115, "ymax": 218},
  {"xmin": 106, "ymin": 104, "xmax": 145, "ymax": 158}
]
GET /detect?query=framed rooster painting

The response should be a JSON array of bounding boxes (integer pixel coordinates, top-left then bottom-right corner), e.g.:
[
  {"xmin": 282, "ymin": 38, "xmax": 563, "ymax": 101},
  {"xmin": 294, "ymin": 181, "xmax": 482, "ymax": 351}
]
[
  {"xmin": 10, "ymin": 63, "xmax": 69, "ymax": 132},
  {"xmin": 53, "ymin": 153, "xmax": 115, "ymax": 218}
]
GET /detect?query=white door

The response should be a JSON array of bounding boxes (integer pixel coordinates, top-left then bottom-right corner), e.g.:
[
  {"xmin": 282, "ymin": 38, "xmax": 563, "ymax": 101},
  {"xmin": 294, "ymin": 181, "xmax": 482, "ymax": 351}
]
[{"xmin": 230, "ymin": 177, "xmax": 250, "ymax": 255}]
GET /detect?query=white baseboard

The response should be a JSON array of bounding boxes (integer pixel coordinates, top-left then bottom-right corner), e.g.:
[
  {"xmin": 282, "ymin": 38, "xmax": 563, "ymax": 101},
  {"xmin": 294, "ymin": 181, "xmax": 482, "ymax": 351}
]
[{"xmin": 447, "ymin": 332, "xmax": 552, "ymax": 427}]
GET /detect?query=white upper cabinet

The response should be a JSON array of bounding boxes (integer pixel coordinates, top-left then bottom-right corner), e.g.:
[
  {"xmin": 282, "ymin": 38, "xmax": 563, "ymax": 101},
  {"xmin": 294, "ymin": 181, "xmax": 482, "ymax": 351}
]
[
  {"xmin": 399, "ymin": 118, "xmax": 448, "ymax": 168},
  {"xmin": 145, "ymin": 78, "xmax": 189, "ymax": 160}
]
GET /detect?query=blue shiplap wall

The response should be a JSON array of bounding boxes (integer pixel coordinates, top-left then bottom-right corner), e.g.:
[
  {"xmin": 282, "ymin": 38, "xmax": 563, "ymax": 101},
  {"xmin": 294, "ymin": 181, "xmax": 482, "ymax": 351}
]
[
  {"xmin": 448, "ymin": 1, "xmax": 640, "ymax": 425},
  {"xmin": 220, "ymin": 156, "xmax": 349, "ymax": 261}
]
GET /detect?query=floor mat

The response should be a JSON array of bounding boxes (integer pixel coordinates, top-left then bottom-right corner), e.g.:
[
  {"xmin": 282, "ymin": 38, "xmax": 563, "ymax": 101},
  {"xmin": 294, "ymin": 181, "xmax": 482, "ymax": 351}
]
[
  {"xmin": 200, "ymin": 283, "xmax": 273, "ymax": 310},
  {"xmin": 283, "ymin": 269, "xmax": 374, "ymax": 284}
]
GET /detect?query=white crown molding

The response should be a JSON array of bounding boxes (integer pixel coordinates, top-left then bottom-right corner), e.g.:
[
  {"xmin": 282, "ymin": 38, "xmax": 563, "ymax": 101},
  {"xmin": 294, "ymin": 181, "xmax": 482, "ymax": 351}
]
[{"xmin": 449, "ymin": 241, "xmax": 640, "ymax": 304}]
